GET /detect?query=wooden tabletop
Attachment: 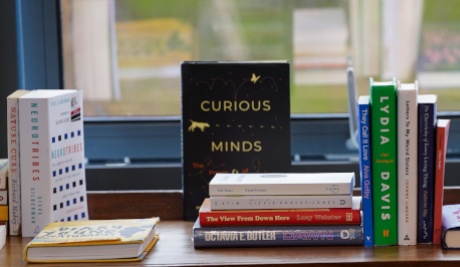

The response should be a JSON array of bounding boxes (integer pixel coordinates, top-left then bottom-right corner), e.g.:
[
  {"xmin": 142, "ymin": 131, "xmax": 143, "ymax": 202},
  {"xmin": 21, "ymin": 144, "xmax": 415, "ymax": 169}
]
[{"xmin": 2, "ymin": 220, "xmax": 460, "ymax": 267}]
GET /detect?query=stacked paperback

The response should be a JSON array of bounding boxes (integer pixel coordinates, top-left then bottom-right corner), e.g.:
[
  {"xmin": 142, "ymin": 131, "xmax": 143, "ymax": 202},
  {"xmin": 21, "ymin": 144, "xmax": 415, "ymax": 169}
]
[
  {"xmin": 440, "ymin": 204, "xmax": 460, "ymax": 249},
  {"xmin": 6, "ymin": 89, "xmax": 89, "ymax": 237},
  {"xmin": 0, "ymin": 159, "xmax": 8, "ymax": 231},
  {"xmin": 357, "ymin": 79, "xmax": 451, "ymax": 247},
  {"xmin": 193, "ymin": 173, "xmax": 364, "ymax": 248}
]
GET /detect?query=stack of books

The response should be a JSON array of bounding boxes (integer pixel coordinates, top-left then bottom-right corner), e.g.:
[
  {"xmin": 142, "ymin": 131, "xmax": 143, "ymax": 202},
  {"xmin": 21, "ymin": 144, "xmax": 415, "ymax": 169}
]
[
  {"xmin": 192, "ymin": 173, "xmax": 364, "ymax": 248},
  {"xmin": 0, "ymin": 159, "xmax": 8, "ymax": 231},
  {"xmin": 6, "ymin": 89, "xmax": 89, "ymax": 237},
  {"xmin": 357, "ymin": 78, "xmax": 451, "ymax": 247}
]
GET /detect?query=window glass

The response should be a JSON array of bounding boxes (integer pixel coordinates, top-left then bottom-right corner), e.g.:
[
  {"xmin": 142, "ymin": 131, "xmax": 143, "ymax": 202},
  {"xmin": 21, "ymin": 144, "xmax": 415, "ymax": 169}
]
[{"xmin": 61, "ymin": 0, "xmax": 460, "ymax": 117}]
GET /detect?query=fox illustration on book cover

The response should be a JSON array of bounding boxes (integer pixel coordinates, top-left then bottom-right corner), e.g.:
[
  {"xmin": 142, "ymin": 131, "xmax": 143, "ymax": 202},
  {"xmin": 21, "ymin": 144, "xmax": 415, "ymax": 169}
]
[{"xmin": 181, "ymin": 61, "xmax": 291, "ymax": 221}]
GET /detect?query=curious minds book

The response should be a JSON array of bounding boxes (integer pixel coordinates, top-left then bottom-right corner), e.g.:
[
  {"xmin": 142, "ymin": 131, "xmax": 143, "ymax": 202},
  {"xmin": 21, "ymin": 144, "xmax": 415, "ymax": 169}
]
[{"xmin": 181, "ymin": 61, "xmax": 291, "ymax": 221}]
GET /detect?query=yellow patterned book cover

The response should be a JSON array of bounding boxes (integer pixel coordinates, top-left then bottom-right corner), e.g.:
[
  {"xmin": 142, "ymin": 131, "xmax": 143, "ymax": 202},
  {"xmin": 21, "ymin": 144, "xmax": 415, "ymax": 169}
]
[{"xmin": 23, "ymin": 217, "xmax": 159, "ymax": 263}]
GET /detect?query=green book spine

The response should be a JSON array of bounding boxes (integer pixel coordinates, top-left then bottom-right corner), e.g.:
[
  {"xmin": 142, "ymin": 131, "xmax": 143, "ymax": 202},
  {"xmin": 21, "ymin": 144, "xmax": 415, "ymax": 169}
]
[{"xmin": 369, "ymin": 78, "xmax": 398, "ymax": 246}]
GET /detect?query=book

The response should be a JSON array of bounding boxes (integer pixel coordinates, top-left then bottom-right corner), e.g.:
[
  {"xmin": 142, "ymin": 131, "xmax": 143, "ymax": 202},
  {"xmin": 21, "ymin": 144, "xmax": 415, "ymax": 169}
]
[
  {"xmin": 7, "ymin": 89, "xmax": 31, "ymax": 236},
  {"xmin": 0, "ymin": 205, "xmax": 8, "ymax": 221},
  {"xmin": 19, "ymin": 89, "xmax": 89, "ymax": 237},
  {"xmin": 209, "ymin": 173, "xmax": 355, "ymax": 196},
  {"xmin": 0, "ymin": 159, "xmax": 7, "ymax": 189},
  {"xmin": 441, "ymin": 204, "xmax": 460, "ymax": 249},
  {"xmin": 0, "ymin": 190, "xmax": 7, "ymax": 205},
  {"xmin": 210, "ymin": 194, "xmax": 354, "ymax": 210},
  {"xmin": 181, "ymin": 61, "xmax": 291, "ymax": 221},
  {"xmin": 417, "ymin": 94, "xmax": 437, "ymax": 244},
  {"xmin": 357, "ymin": 95, "xmax": 373, "ymax": 247},
  {"xmin": 433, "ymin": 119, "xmax": 451, "ymax": 245},
  {"xmin": 0, "ymin": 225, "xmax": 6, "ymax": 251},
  {"xmin": 199, "ymin": 197, "xmax": 361, "ymax": 226},
  {"xmin": 23, "ymin": 217, "xmax": 160, "ymax": 263},
  {"xmin": 396, "ymin": 81, "xmax": 418, "ymax": 246},
  {"xmin": 369, "ymin": 78, "xmax": 398, "ymax": 246},
  {"xmin": 192, "ymin": 219, "xmax": 363, "ymax": 248}
]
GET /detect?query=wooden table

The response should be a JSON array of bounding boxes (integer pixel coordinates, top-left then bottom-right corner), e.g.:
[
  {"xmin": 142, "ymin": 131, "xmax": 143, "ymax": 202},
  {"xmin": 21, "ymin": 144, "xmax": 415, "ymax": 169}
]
[
  {"xmin": 2, "ymin": 188, "xmax": 460, "ymax": 266},
  {"xmin": 2, "ymin": 220, "xmax": 460, "ymax": 267}
]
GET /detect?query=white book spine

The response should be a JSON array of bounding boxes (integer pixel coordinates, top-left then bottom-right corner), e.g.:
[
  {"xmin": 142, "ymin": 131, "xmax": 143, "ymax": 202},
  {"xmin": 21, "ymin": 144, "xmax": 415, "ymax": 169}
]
[
  {"xmin": 397, "ymin": 82, "xmax": 418, "ymax": 245},
  {"xmin": 7, "ymin": 90, "xmax": 29, "ymax": 236},
  {"xmin": 210, "ymin": 195, "xmax": 353, "ymax": 210},
  {"xmin": 20, "ymin": 90, "xmax": 88, "ymax": 237},
  {"xmin": 20, "ymin": 96, "xmax": 53, "ymax": 237},
  {"xmin": 209, "ymin": 173, "xmax": 354, "ymax": 196}
]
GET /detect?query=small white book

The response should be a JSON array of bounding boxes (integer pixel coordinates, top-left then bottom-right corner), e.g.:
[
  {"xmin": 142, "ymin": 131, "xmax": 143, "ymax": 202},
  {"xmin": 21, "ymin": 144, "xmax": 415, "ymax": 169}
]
[
  {"xmin": 210, "ymin": 194, "xmax": 354, "ymax": 210},
  {"xmin": 397, "ymin": 81, "xmax": 418, "ymax": 246},
  {"xmin": 209, "ymin": 173, "xmax": 355, "ymax": 196}
]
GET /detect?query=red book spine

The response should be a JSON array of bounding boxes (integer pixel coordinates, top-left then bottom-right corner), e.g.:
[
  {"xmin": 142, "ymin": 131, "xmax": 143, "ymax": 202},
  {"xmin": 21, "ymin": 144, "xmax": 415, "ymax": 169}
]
[
  {"xmin": 198, "ymin": 198, "xmax": 362, "ymax": 226},
  {"xmin": 433, "ymin": 119, "xmax": 451, "ymax": 244}
]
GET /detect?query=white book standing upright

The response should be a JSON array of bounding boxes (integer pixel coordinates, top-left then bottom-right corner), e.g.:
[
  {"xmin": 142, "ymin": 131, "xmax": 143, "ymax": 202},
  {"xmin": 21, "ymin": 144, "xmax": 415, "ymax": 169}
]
[
  {"xmin": 7, "ymin": 90, "xmax": 31, "ymax": 236},
  {"xmin": 397, "ymin": 82, "xmax": 418, "ymax": 245},
  {"xmin": 19, "ymin": 90, "xmax": 88, "ymax": 237}
]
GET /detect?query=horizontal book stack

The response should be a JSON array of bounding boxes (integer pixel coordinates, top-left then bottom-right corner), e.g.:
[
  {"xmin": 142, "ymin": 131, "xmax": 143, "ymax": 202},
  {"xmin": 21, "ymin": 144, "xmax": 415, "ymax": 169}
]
[
  {"xmin": 193, "ymin": 173, "xmax": 364, "ymax": 248},
  {"xmin": 357, "ymin": 78, "xmax": 451, "ymax": 247}
]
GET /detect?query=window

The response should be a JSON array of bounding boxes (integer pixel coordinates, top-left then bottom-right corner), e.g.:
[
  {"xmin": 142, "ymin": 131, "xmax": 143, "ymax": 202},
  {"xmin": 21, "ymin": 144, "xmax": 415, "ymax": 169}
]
[{"xmin": 1, "ymin": 0, "xmax": 460, "ymax": 191}]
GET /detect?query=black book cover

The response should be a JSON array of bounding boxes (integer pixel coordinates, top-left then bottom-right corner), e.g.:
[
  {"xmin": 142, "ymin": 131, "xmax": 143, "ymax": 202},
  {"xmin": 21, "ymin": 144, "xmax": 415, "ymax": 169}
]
[{"xmin": 181, "ymin": 61, "xmax": 291, "ymax": 221}]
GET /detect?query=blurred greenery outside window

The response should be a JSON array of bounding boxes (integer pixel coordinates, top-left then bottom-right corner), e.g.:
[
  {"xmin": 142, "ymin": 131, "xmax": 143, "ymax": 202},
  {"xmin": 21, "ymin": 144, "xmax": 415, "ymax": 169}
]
[{"xmin": 61, "ymin": 0, "xmax": 460, "ymax": 118}]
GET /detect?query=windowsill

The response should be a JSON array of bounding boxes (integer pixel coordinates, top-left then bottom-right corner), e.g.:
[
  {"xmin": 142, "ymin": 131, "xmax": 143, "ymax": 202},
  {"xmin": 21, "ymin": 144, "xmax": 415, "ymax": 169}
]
[{"xmin": 2, "ymin": 188, "xmax": 460, "ymax": 266}]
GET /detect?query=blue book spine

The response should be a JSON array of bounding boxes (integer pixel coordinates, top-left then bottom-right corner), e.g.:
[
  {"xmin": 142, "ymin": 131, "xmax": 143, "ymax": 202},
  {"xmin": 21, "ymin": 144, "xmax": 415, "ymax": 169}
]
[
  {"xmin": 358, "ymin": 96, "xmax": 373, "ymax": 247},
  {"xmin": 417, "ymin": 95, "xmax": 437, "ymax": 243},
  {"xmin": 193, "ymin": 220, "xmax": 364, "ymax": 248}
]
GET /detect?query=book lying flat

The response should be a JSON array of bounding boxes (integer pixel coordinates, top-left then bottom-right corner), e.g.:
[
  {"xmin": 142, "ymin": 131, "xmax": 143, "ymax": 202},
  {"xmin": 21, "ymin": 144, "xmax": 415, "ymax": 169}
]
[
  {"xmin": 23, "ymin": 217, "xmax": 160, "ymax": 263},
  {"xmin": 209, "ymin": 173, "xmax": 355, "ymax": 196},
  {"xmin": 0, "ymin": 159, "xmax": 7, "ymax": 190},
  {"xmin": 442, "ymin": 204, "xmax": 460, "ymax": 249},
  {"xmin": 199, "ymin": 197, "xmax": 361, "ymax": 226},
  {"xmin": 0, "ymin": 225, "xmax": 5, "ymax": 251},
  {"xmin": 209, "ymin": 194, "xmax": 354, "ymax": 210},
  {"xmin": 193, "ymin": 219, "xmax": 363, "ymax": 248}
]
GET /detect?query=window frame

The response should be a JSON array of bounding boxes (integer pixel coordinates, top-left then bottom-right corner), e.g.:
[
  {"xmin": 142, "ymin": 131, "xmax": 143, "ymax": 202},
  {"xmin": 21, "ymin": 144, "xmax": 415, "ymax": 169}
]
[{"xmin": 2, "ymin": 0, "xmax": 460, "ymax": 192}]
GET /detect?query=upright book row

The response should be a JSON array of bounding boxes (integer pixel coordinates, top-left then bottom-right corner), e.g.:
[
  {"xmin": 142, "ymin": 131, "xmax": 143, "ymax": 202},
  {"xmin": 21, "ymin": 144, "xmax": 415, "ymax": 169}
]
[
  {"xmin": 357, "ymin": 78, "xmax": 451, "ymax": 246},
  {"xmin": 193, "ymin": 172, "xmax": 364, "ymax": 248},
  {"xmin": 6, "ymin": 90, "xmax": 89, "ymax": 237}
]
